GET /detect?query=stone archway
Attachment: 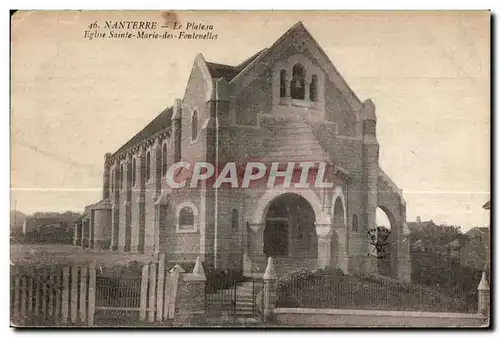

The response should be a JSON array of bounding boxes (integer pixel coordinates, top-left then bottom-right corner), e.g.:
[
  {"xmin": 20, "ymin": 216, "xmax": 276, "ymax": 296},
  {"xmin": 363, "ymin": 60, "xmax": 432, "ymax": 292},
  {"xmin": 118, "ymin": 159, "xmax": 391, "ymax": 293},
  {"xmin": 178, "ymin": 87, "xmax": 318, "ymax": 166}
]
[
  {"xmin": 376, "ymin": 206, "xmax": 398, "ymax": 278},
  {"xmin": 263, "ymin": 193, "xmax": 318, "ymax": 259},
  {"xmin": 248, "ymin": 185, "xmax": 331, "ymax": 274}
]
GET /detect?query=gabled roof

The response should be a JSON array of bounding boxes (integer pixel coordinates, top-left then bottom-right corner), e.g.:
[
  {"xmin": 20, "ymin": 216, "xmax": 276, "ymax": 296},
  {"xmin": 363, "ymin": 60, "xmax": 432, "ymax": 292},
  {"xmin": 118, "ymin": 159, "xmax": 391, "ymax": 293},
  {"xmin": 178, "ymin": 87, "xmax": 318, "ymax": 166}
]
[
  {"xmin": 205, "ymin": 48, "xmax": 267, "ymax": 81},
  {"xmin": 483, "ymin": 200, "xmax": 490, "ymax": 209},
  {"xmin": 109, "ymin": 21, "xmax": 361, "ymax": 159},
  {"xmin": 465, "ymin": 226, "xmax": 489, "ymax": 237},
  {"xmin": 110, "ymin": 49, "xmax": 267, "ymax": 159},
  {"xmin": 228, "ymin": 21, "xmax": 362, "ymax": 110},
  {"xmin": 112, "ymin": 106, "xmax": 173, "ymax": 157}
]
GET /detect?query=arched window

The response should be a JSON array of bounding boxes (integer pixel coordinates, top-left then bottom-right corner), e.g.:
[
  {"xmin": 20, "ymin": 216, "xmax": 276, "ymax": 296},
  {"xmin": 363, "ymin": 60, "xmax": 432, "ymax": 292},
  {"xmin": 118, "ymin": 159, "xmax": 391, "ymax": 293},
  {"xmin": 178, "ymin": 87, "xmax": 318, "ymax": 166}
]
[
  {"xmin": 119, "ymin": 164, "xmax": 124, "ymax": 190},
  {"xmin": 231, "ymin": 209, "xmax": 239, "ymax": 230},
  {"xmin": 162, "ymin": 144, "xmax": 167, "ymax": 177},
  {"xmin": 290, "ymin": 64, "xmax": 305, "ymax": 100},
  {"xmin": 179, "ymin": 207, "xmax": 195, "ymax": 231},
  {"xmin": 146, "ymin": 152, "xmax": 151, "ymax": 181},
  {"xmin": 132, "ymin": 158, "xmax": 136, "ymax": 186},
  {"xmin": 280, "ymin": 70, "xmax": 287, "ymax": 98},
  {"xmin": 310, "ymin": 75, "xmax": 318, "ymax": 102},
  {"xmin": 191, "ymin": 110, "xmax": 198, "ymax": 141},
  {"xmin": 352, "ymin": 214, "xmax": 359, "ymax": 232}
]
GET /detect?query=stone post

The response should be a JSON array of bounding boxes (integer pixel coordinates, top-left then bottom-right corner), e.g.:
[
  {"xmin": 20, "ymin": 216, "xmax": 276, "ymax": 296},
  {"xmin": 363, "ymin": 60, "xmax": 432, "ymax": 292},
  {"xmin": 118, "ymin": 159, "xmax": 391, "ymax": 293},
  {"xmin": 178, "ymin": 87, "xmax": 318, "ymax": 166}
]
[
  {"xmin": 316, "ymin": 224, "xmax": 332, "ymax": 269},
  {"xmin": 263, "ymin": 257, "xmax": 278, "ymax": 322},
  {"xmin": 174, "ymin": 257, "xmax": 207, "ymax": 326},
  {"xmin": 477, "ymin": 271, "xmax": 490, "ymax": 316}
]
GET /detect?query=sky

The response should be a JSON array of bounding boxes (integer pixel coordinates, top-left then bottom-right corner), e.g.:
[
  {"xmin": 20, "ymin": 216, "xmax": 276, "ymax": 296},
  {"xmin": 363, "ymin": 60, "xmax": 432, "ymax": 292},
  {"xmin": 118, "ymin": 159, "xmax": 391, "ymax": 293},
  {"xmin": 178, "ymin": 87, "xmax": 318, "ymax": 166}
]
[{"xmin": 10, "ymin": 11, "xmax": 490, "ymax": 231}]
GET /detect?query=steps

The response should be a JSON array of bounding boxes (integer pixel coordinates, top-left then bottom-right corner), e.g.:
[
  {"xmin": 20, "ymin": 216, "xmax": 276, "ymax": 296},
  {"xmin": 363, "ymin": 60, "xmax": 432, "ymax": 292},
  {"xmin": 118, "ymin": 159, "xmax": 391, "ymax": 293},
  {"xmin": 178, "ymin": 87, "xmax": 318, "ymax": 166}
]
[{"xmin": 207, "ymin": 280, "xmax": 263, "ymax": 319}]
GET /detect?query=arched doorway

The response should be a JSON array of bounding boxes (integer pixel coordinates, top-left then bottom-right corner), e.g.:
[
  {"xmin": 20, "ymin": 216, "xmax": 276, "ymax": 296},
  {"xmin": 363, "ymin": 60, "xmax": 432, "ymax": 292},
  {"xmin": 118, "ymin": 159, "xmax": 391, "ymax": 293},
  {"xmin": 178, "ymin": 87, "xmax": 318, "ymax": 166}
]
[
  {"xmin": 263, "ymin": 193, "xmax": 317, "ymax": 258},
  {"xmin": 376, "ymin": 206, "xmax": 396, "ymax": 277}
]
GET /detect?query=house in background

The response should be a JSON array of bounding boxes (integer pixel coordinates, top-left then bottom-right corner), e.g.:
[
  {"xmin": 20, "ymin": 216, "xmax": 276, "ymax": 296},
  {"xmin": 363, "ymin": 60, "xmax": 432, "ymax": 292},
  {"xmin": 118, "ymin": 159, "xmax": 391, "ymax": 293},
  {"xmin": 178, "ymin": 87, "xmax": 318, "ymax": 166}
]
[{"xmin": 446, "ymin": 226, "xmax": 489, "ymax": 270}]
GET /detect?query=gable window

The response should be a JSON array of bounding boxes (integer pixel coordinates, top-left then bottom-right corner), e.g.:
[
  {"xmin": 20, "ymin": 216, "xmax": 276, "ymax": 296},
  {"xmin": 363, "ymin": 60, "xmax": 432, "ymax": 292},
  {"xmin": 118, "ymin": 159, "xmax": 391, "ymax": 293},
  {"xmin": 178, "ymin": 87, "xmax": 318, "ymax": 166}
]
[
  {"xmin": 280, "ymin": 70, "xmax": 287, "ymax": 98},
  {"xmin": 290, "ymin": 64, "xmax": 305, "ymax": 100},
  {"xmin": 352, "ymin": 214, "xmax": 359, "ymax": 233},
  {"xmin": 231, "ymin": 209, "xmax": 239, "ymax": 230},
  {"xmin": 310, "ymin": 75, "xmax": 318, "ymax": 102},
  {"xmin": 132, "ymin": 158, "xmax": 136, "ymax": 186},
  {"xmin": 162, "ymin": 144, "xmax": 168, "ymax": 177},
  {"xmin": 146, "ymin": 151, "xmax": 151, "ymax": 181},
  {"xmin": 191, "ymin": 110, "xmax": 198, "ymax": 142}
]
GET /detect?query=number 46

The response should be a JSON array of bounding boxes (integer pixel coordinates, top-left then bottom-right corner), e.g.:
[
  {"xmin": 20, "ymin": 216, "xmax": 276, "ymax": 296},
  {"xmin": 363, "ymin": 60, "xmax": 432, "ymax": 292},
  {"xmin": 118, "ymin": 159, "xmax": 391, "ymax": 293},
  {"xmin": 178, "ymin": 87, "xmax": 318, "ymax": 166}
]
[{"xmin": 88, "ymin": 21, "xmax": 98, "ymax": 29}]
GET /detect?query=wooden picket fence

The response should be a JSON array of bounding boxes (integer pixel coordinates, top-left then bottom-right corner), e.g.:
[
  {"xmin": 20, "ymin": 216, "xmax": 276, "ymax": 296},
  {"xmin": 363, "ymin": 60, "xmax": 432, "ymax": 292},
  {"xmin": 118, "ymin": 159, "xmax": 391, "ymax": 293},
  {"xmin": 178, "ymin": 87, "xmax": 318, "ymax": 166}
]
[{"xmin": 10, "ymin": 254, "xmax": 183, "ymax": 327}]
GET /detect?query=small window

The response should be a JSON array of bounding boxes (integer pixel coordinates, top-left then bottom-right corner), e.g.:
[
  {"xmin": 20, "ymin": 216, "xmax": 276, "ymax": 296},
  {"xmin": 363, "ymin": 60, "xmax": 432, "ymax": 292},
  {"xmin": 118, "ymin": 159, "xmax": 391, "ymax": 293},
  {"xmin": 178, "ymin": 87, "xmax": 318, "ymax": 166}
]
[
  {"xmin": 310, "ymin": 75, "xmax": 318, "ymax": 102},
  {"xmin": 290, "ymin": 64, "xmax": 305, "ymax": 100},
  {"xmin": 231, "ymin": 209, "xmax": 239, "ymax": 230},
  {"xmin": 191, "ymin": 110, "xmax": 198, "ymax": 141},
  {"xmin": 352, "ymin": 214, "xmax": 359, "ymax": 232},
  {"xmin": 280, "ymin": 70, "xmax": 287, "ymax": 98},
  {"xmin": 132, "ymin": 158, "xmax": 136, "ymax": 186},
  {"xmin": 162, "ymin": 144, "xmax": 168, "ymax": 177},
  {"xmin": 146, "ymin": 152, "xmax": 151, "ymax": 181},
  {"xmin": 179, "ymin": 207, "xmax": 195, "ymax": 231}
]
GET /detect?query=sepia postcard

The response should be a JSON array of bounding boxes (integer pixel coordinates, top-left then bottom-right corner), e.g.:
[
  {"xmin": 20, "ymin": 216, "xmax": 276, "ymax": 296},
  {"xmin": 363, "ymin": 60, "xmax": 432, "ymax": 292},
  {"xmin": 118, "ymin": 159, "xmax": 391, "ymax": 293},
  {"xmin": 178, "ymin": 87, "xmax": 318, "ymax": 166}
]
[{"xmin": 10, "ymin": 10, "xmax": 490, "ymax": 328}]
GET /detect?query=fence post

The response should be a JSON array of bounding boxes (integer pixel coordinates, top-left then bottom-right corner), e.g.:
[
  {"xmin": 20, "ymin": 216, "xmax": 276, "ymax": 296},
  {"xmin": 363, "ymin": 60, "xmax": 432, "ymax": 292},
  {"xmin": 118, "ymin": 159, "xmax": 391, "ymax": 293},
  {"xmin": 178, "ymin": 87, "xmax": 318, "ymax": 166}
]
[
  {"xmin": 148, "ymin": 262, "xmax": 157, "ymax": 323},
  {"xmin": 48, "ymin": 266, "xmax": 55, "ymax": 320},
  {"xmin": 34, "ymin": 266, "xmax": 41, "ymax": 317},
  {"xmin": 173, "ymin": 256, "xmax": 207, "ymax": 326},
  {"xmin": 61, "ymin": 266, "xmax": 70, "ymax": 324},
  {"xmin": 12, "ymin": 266, "xmax": 20, "ymax": 323},
  {"xmin": 70, "ymin": 265, "xmax": 79, "ymax": 323},
  {"xmin": 167, "ymin": 264, "xmax": 185, "ymax": 320},
  {"xmin": 79, "ymin": 265, "xmax": 88, "ymax": 323},
  {"xmin": 87, "ymin": 262, "xmax": 96, "ymax": 327},
  {"xmin": 477, "ymin": 271, "xmax": 490, "ymax": 316},
  {"xmin": 263, "ymin": 257, "xmax": 277, "ymax": 322},
  {"xmin": 20, "ymin": 270, "xmax": 27, "ymax": 320},
  {"xmin": 54, "ymin": 267, "xmax": 61, "ymax": 323},
  {"xmin": 156, "ymin": 254, "xmax": 166, "ymax": 322},
  {"xmin": 28, "ymin": 270, "xmax": 34, "ymax": 317},
  {"xmin": 139, "ymin": 263, "xmax": 149, "ymax": 321},
  {"xmin": 163, "ymin": 271, "xmax": 172, "ymax": 320},
  {"xmin": 42, "ymin": 267, "xmax": 48, "ymax": 320}
]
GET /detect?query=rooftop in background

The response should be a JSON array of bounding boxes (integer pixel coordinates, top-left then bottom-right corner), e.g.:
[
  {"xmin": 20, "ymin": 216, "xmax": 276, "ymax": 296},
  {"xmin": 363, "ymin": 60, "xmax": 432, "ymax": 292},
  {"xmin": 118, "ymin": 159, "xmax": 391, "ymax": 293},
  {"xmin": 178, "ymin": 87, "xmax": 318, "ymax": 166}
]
[
  {"xmin": 406, "ymin": 216, "xmax": 436, "ymax": 233},
  {"xmin": 483, "ymin": 200, "xmax": 490, "ymax": 210}
]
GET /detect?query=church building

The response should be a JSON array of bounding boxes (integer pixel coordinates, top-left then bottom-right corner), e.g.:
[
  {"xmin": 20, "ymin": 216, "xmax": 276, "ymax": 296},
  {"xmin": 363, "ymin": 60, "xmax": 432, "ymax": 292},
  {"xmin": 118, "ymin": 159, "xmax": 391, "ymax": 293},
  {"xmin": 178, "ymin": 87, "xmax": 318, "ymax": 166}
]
[{"xmin": 74, "ymin": 22, "xmax": 411, "ymax": 281}]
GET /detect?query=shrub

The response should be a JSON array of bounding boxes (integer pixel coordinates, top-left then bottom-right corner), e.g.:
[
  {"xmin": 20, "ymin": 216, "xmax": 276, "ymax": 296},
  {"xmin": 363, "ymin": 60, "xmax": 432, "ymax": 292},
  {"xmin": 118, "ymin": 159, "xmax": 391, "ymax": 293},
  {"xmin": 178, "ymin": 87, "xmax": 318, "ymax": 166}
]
[{"xmin": 204, "ymin": 266, "xmax": 244, "ymax": 294}]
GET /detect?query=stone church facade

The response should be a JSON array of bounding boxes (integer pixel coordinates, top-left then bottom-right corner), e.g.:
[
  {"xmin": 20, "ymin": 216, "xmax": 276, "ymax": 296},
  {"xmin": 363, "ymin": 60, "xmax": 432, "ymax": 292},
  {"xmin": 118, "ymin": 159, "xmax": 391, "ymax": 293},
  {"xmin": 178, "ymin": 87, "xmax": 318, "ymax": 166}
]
[{"xmin": 74, "ymin": 22, "xmax": 411, "ymax": 281}]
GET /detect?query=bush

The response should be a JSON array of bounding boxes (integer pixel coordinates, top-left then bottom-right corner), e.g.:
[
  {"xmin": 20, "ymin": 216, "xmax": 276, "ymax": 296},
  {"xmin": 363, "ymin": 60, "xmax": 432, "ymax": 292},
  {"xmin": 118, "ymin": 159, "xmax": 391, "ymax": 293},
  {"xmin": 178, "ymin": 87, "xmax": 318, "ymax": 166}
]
[{"xmin": 204, "ymin": 266, "xmax": 244, "ymax": 294}]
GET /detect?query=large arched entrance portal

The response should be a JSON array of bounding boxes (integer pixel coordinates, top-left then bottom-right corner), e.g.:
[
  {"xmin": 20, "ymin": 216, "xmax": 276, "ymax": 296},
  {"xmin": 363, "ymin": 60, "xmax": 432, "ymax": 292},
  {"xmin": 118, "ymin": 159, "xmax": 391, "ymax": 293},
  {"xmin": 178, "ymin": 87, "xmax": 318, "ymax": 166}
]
[
  {"xmin": 263, "ymin": 193, "xmax": 318, "ymax": 259},
  {"xmin": 376, "ymin": 206, "xmax": 397, "ymax": 277}
]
